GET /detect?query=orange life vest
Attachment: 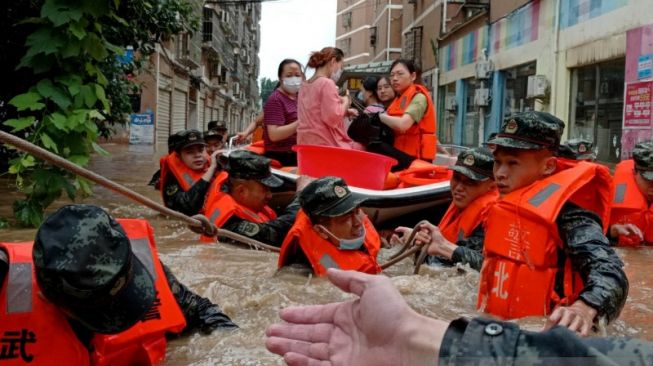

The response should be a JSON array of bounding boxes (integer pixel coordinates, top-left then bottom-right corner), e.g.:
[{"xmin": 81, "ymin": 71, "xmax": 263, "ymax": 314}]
[
  {"xmin": 90, "ymin": 218, "xmax": 186, "ymax": 366},
  {"xmin": 0, "ymin": 242, "xmax": 90, "ymax": 365},
  {"xmin": 200, "ymin": 180, "xmax": 277, "ymax": 242},
  {"xmin": 610, "ymin": 159, "xmax": 653, "ymax": 246},
  {"xmin": 277, "ymin": 210, "xmax": 381, "ymax": 276},
  {"xmin": 159, "ymin": 152, "xmax": 207, "ymax": 202},
  {"xmin": 386, "ymin": 84, "xmax": 437, "ymax": 160},
  {"xmin": 439, "ymin": 190, "xmax": 499, "ymax": 244},
  {"xmin": 477, "ymin": 162, "xmax": 612, "ymax": 319}
]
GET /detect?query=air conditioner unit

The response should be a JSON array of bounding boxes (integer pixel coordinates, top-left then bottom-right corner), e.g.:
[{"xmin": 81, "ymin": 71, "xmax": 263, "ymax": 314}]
[
  {"xmin": 192, "ymin": 65, "xmax": 205, "ymax": 78},
  {"xmin": 475, "ymin": 60, "xmax": 493, "ymax": 80},
  {"xmin": 445, "ymin": 96, "xmax": 458, "ymax": 111},
  {"xmin": 527, "ymin": 75, "xmax": 549, "ymax": 99},
  {"xmin": 474, "ymin": 88, "xmax": 490, "ymax": 107}
]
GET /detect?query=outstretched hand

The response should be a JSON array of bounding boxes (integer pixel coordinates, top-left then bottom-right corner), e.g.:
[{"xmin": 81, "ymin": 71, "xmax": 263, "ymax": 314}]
[{"xmin": 265, "ymin": 269, "xmax": 446, "ymax": 366}]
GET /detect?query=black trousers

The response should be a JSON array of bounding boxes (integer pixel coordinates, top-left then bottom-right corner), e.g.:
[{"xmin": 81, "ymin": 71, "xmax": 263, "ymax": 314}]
[
  {"xmin": 264, "ymin": 150, "xmax": 298, "ymax": 167},
  {"xmin": 366, "ymin": 142, "xmax": 415, "ymax": 172}
]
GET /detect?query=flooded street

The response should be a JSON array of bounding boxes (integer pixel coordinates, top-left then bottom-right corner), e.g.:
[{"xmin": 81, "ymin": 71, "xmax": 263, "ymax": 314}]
[{"xmin": 1, "ymin": 143, "xmax": 652, "ymax": 365}]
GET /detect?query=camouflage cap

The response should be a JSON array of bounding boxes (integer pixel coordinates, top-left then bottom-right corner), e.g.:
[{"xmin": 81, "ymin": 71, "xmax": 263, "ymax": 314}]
[
  {"xmin": 299, "ymin": 176, "xmax": 367, "ymax": 217},
  {"xmin": 173, "ymin": 129, "xmax": 206, "ymax": 152},
  {"xmin": 450, "ymin": 147, "xmax": 494, "ymax": 181},
  {"xmin": 226, "ymin": 150, "xmax": 283, "ymax": 188},
  {"xmin": 33, "ymin": 204, "xmax": 155, "ymax": 334},
  {"xmin": 167, "ymin": 133, "xmax": 184, "ymax": 153},
  {"xmin": 208, "ymin": 120, "xmax": 228, "ymax": 131},
  {"xmin": 487, "ymin": 111, "xmax": 565, "ymax": 150},
  {"xmin": 557, "ymin": 138, "xmax": 596, "ymax": 161},
  {"xmin": 633, "ymin": 140, "xmax": 653, "ymax": 181},
  {"xmin": 203, "ymin": 129, "xmax": 225, "ymax": 141}
]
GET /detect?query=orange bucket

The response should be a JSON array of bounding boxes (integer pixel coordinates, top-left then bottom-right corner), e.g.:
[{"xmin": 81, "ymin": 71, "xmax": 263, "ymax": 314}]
[{"xmin": 293, "ymin": 145, "xmax": 397, "ymax": 190}]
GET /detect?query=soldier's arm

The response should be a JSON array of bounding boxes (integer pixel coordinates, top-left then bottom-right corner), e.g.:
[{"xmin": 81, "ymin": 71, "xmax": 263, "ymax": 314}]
[
  {"xmin": 221, "ymin": 196, "xmax": 301, "ymax": 247},
  {"xmin": 557, "ymin": 203, "xmax": 629, "ymax": 323},
  {"xmin": 160, "ymin": 261, "xmax": 237, "ymax": 334},
  {"xmin": 439, "ymin": 317, "xmax": 653, "ymax": 365},
  {"xmin": 450, "ymin": 225, "xmax": 485, "ymax": 271},
  {"xmin": 163, "ymin": 177, "xmax": 211, "ymax": 216}
]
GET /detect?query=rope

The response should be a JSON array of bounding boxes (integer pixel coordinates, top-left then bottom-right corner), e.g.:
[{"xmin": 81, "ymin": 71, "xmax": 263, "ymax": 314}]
[{"xmin": 0, "ymin": 130, "xmax": 278, "ymax": 252}]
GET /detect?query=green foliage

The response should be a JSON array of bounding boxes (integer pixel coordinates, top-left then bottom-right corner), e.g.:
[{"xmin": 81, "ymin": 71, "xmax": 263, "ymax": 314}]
[
  {"xmin": 260, "ymin": 77, "xmax": 277, "ymax": 105},
  {"xmin": 3, "ymin": 0, "xmax": 198, "ymax": 226}
]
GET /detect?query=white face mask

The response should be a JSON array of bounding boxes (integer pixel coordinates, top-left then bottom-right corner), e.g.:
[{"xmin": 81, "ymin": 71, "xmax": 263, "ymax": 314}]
[
  {"xmin": 330, "ymin": 68, "xmax": 343, "ymax": 83},
  {"xmin": 282, "ymin": 76, "xmax": 302, "ymax": 94}
]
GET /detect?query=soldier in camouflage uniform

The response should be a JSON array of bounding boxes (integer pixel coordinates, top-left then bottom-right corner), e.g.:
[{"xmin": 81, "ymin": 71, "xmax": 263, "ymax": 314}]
[
  {"xmin": 205, "ymin": 150, "xmax": 301, "ymax": 247},
  {"xmin": 416, "ymin": 147, "xmax": 497, "ymax": 270},
  {"xmin": 204, "ymin": 121, "xmax": 228, "ymax": 155},
  {"xmin": 475, "ymin": 111, "xmax": 627, "ymax": 335},
  {"xmin": 558, "ymin": 138, "xmax": 597, "ymax": 161},
  {"xmin": 162, "ymin": 129, "xmax": 221, "ymax": 216},
  {"xmin": 265, "ymin": 269, "xmax": 653, "ymax": 366},
  {"xmin": 0, "ymin": 205, "xmax": 236, "ymax": 351}
]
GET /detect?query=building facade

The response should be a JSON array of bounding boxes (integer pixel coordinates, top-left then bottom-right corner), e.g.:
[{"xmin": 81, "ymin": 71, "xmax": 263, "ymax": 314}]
[
  {"xmin": 136, "ymin": 1, "xmax": 261, "ymax": 150},
  {"xmin": 337, "ymin": 0, "xmax": 653, "ymax": 163}
]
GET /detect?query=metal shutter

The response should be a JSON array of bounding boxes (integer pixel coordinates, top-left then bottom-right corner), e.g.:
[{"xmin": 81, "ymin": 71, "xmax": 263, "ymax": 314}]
[{"xmin": 172, "ymin": 88, "xmax": 187, "ymax": 133}]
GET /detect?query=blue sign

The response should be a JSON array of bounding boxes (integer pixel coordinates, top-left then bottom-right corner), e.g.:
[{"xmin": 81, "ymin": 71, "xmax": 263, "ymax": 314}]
[
  {"xmin": 117, "ymin": 46, "xmax": 134, "ymax": 65},
  {"xmin": 129, "ymin": 113, "xmax": 154, "ymax": 145},
  {"xmin": 638, "ymin": 54, "xmax": 653, "ymax": 80}
]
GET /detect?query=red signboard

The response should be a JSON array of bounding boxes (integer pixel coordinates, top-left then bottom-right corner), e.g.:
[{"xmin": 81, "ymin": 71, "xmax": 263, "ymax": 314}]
[{"xmin": 624, "ymin": 81, "xmax": 653, "ymax": 128}]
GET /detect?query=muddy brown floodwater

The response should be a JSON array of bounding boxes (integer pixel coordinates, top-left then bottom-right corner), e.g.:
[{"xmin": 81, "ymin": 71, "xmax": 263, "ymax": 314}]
[{"xmin": 0, "ymin": 143, "xmax": 652, "ymax": 365}]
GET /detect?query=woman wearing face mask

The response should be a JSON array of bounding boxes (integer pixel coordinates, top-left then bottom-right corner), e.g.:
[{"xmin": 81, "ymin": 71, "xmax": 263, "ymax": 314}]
[
  {"xmin": 379, "ymin": 59, "xmax": 437, "ymax": 162},
  {"xmin": 297, "ymin": 47, "xmax": 362, "ymax": 150},
  {"xmin": 262, "ymin": 59, "xmax": 303, "ymax": 166}
]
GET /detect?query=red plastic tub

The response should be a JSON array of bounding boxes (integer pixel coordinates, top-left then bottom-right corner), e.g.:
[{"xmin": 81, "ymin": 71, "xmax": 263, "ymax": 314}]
[{"xmin": 293, "ymin": 145, "xmax": 397, "ymax": 190}]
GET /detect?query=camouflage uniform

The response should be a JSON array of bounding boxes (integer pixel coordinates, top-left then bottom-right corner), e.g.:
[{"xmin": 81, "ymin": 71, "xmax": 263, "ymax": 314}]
[
  {"xmin": 558, "ymin": 138, "xmax": 597, "ymax": 161},
  {"xmin": 1, "ymin": 205, "xmax": 235, "ymax": 346},
  {"xmin": 440, "ymin": 317, "xmax": 653, "ymax": 365},
  {"xmin": 487, "ymin": 111, "xmax": 628, "ymax": 324},
  {"xmin": 633, "ymin": 140, "xmax": 653, "ymax": 181},
  {"xmin": 162, "ymin": 130, "xmax": 213, "ymax": 216},
  {"xmin": 221, "ymin": 150, "xmax": 300, "ymax": 247},
  {"xmin": 425, "ymin": 147, "xmax": 494, "ymax": 270}
]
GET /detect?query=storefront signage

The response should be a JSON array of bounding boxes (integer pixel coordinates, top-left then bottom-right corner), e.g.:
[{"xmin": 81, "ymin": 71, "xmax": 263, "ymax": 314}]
[
  {"xmin": 624, "ymin": 81, "xmax": 653, "ymax": 128},
  {"xmin": 129, "ymin": 113, "xmax": 155, "ymax": 144},
  {"xmin": 638, "ymin": 54, "xmax": 653, "ymax": 80}
]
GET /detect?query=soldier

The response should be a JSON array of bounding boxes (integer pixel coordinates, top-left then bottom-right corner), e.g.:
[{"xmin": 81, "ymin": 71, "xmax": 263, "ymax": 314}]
[
  {"xmin": 201, "ymin": 150, "xmax": 300, "ymax": 246},
  {"xmin": 160, "ymin": 129, "xmax": 223, "ymax": 216},
  {"xmin": 277, "ymin": 177, "xmax": 382, "ymax": 276},
  {"xmin": 413, "ymin": 147, "xmax": 498, "ymax": 270},
  {"xmin": 558, "ymin": 138, "xmax": 597, "ymax": 163},
  {"xmin": 205, "ymin": 121, "xmax": 229, "ymax": 155},
  {"xmin": 0, "ymin": 204, "xmax": 236, "ymax": 365},
  {"xmin": 265, "ymin": 269, "xmax": 653, "ymax": 366},
  {"xmin": 609, "ymin": 140, "xmax": 653, "ymax": 246},
  {"xmin": 464, "ymin": 111, "xmax": 626, "ymax": 336}
]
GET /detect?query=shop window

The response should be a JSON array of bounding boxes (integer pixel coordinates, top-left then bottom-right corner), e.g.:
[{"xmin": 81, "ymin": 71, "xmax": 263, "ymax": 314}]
[
  {"xmin": 570, "ymin": 59, "xmax": 624, "ymax": 163},
  {"xmin": 504, "ymin": 62, "xmax": 536, "ymax": 116},
  {"xmin": 439, "ymin": 83, "xmax": 456, "ymax": 144},
  {"xmin": 464, "ymin": 78, "xmax": 481, "ymax": 147}
]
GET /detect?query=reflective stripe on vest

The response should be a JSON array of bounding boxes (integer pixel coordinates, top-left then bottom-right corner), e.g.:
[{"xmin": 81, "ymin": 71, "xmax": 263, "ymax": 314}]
[
  {"xmin": 130, "ymin": 238, "xmax": 157, "ymax": 281},
  {"xmin": 6, "ymin": 263, "xmax": 31, "ymax": 314},
  {"xmin": 614, "ymin": 183, "xmax": 627, "ymax": 204},
  {"xmin": 528, "ymin": 183, "xmax": 561, "ymax": 207},
  {"xmin": 319, "ymin": 254, "xmax": 339, "ymax": 271},
  {"xmin": 182, "ymin": 173, "xmax": 195, "ymax": 188}
]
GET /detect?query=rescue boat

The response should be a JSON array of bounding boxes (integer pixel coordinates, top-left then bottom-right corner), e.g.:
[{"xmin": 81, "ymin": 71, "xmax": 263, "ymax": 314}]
[{"xmin": 241, "ymin": 139, "xmax": 464, "ymax": 227}]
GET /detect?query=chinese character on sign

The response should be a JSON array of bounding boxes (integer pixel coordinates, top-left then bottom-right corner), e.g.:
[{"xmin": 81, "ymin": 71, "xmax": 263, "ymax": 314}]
[{"xmin": 0, "ymin": 329, "xmax": 36, "ymax": 362}]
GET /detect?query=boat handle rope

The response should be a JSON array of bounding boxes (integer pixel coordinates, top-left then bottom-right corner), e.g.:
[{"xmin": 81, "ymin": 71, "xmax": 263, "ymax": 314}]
[
  {"xmin": 0, "ymin": 130, "xmax": 279, "ymax": 253},
  {"xmin": 380, "ymin": 220, "xmax": 431, "ymax": 272}
]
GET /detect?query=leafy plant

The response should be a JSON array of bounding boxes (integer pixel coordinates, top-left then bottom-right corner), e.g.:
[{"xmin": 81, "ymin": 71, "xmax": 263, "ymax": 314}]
[{"xmin": 3, "ymin": 0, "xmax": 197, "ymax": 226}]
